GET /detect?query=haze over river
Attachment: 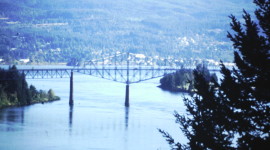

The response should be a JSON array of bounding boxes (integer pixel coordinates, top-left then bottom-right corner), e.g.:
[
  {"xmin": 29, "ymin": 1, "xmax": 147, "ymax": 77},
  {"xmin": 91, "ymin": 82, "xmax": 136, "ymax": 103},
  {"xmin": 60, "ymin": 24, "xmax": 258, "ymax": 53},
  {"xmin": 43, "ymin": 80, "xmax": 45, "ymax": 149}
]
[{"xmin": 0, "ymin": 66, "xmax": 187, "ymax": 150}]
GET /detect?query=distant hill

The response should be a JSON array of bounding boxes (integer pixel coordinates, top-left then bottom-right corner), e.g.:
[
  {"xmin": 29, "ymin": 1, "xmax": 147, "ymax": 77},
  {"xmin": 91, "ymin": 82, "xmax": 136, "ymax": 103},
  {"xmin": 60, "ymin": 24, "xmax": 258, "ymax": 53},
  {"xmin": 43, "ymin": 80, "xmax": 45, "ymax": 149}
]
[{"xmin": 0, "ymin": 0, "xmax": 255, "ymax": 64}]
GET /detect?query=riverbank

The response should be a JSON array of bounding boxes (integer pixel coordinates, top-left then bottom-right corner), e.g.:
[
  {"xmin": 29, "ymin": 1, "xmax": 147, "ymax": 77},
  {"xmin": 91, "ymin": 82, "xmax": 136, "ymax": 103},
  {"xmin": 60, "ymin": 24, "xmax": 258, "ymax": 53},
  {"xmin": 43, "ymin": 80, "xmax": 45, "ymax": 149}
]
[
  {"xmin": 157, "ymin": 85, "xmax": 192, "ymax": 94},
  {"xmin": 0, "ymin": 96, "xmax": 60, "ymax": 109},
  {"xmin": 0, "ymin": 65, "xmax": 61, "ymax": 109}
]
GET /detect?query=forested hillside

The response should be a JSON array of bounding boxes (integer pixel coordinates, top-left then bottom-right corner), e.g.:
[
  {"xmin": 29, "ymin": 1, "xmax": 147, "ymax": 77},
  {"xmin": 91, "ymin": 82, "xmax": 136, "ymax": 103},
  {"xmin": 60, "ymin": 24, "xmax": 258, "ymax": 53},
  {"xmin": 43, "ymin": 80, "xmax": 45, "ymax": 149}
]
[
  {"xmin": 0, "ymin": 65, "xmax": 60, "ymax": 108},
  {"xmin": 0, "ymin": 0, "xmax": 254, "ymax": 64}
]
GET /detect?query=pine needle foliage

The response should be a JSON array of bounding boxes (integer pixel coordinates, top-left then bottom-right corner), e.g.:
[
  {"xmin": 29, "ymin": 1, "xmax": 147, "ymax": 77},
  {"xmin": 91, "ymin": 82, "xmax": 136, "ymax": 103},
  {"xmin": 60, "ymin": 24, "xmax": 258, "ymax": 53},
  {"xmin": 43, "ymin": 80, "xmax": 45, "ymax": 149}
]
[{"xmin": 159, "ymin": 0, "xmax": 270, "ymax": 149}]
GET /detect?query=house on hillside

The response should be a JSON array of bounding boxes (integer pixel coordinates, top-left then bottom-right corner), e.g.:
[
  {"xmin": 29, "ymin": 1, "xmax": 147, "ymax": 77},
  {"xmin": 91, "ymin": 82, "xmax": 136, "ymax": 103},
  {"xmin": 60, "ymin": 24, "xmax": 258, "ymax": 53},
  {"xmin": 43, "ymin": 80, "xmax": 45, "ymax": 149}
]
[{"xmin": 19, "ymin": 59, "xmax": 30, "ymax": 63}]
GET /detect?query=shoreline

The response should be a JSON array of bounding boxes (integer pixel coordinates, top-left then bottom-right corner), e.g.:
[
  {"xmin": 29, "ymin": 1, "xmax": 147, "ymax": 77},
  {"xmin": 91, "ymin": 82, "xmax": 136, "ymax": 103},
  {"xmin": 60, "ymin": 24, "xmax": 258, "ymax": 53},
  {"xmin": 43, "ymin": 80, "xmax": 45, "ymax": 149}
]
[
  {"xmin": 157, "ymin": 85, "xmax": 192, "ymax": 94},
  {"xmin": 0, "ymin": 62, "xmax": 67, "ymax": 66},
  {"xmin": 0, "ymin": 98, "xmax": 60, "ymax": 110}
]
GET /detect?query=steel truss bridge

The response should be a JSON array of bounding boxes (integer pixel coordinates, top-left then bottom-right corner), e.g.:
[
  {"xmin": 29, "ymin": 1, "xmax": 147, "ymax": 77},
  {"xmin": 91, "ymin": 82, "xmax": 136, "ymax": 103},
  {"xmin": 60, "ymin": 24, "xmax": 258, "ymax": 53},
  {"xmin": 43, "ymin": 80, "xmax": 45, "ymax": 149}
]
[{"xmin": 16, "ymin": 52, "xmax": 217, "ymax": 107}]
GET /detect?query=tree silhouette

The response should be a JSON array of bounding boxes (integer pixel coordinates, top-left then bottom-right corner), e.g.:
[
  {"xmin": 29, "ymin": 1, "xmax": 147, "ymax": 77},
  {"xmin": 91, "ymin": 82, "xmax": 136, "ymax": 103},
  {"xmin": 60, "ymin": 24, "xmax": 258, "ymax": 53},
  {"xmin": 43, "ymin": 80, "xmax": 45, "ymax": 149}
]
[{"xmin": 160, "ymin": 0, "xmax": 270, "ymax": 149}]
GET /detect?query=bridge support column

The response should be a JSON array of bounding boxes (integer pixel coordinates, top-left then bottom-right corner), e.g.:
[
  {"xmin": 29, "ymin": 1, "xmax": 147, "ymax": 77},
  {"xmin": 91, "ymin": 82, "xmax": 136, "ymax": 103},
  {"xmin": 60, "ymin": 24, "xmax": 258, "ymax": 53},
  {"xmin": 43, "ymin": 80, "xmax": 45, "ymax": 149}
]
[
  {"xmin": 125, "ymin": 84, "xmax": 129, "ymax": 107},
  {"xmin": 69, "ymin": 71, "xmax": 74, "ymax": 106}
]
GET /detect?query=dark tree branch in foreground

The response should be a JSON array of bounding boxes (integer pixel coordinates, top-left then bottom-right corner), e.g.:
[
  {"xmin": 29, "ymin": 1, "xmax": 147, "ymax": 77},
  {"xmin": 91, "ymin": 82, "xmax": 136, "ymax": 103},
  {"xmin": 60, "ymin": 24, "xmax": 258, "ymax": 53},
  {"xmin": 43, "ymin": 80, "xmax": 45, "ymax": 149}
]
[{"xmin": 160, "ymin": 0, "xmax": 270, "ymax": 149}]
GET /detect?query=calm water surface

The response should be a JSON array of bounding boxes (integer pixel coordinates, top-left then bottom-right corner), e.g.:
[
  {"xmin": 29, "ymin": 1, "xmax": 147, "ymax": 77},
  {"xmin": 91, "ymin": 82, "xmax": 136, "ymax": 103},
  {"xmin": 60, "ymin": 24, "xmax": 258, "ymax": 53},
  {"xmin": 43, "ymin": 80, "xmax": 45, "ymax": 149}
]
[{"xmin": 0, "ymin": 68, "xmax": 187, "ymax": 150}]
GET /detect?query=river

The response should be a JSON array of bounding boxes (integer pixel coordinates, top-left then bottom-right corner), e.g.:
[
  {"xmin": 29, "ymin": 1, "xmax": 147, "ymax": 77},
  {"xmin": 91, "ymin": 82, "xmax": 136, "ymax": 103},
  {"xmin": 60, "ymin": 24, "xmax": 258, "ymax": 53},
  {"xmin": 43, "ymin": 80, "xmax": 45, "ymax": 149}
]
[{"xmin": 0, "ymin": 67, "xmax": 188, "ymax": 150}]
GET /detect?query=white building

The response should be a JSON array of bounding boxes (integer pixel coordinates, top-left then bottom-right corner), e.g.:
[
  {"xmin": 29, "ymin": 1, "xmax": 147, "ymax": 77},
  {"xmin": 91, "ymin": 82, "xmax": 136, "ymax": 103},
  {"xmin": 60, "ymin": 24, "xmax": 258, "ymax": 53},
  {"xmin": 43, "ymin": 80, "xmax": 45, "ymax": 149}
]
[
  {"xmin": 19, "ymin": 59, "xmax": 30, "ymax": 63},
  {"xmin": 135, "ymin": 54, "xmax": 146, "ymax": 59}
]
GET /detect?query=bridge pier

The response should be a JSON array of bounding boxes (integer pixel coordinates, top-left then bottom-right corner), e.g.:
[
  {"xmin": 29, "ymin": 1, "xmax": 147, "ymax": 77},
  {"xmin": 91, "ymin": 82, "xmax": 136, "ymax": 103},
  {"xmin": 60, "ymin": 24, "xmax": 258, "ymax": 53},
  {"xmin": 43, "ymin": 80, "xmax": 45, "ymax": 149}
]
[
  {"xmin": 125, "ymin": 84, "xmax": 129, "ymax": 107},
  {"xmin": 69, "ymin": 71, "xmax": 74, "ymax": 106}
]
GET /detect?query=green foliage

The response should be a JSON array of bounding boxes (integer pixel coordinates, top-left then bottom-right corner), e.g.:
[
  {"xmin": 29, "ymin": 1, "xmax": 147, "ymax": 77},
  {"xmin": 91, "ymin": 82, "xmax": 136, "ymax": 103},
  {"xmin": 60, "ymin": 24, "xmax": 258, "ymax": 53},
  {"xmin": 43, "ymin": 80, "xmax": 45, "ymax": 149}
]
[
  {"xmin": 0, "ymin": 86, "xmax": 10, "ymax": 106},
  {"xmin": 0, "ymin": 65, "xmax": 30, "ymax": 106},
  {"xmin": 47, "ymin": 89, "xmax": 60, "ymax": 101},
  {"xmin": 0, "ymin": 65, "xmax": 60, "ymax": 108},
  {"xmin": 160, "ymin": 0, "xmax": 270, "ymax": 149},
  {"xmin": 0, "ymin": 0, "xmax": 254, "ymax": 64},
  {"xmin": 159, "ymin": 64, "xmax": 216, "ymax": 93}
]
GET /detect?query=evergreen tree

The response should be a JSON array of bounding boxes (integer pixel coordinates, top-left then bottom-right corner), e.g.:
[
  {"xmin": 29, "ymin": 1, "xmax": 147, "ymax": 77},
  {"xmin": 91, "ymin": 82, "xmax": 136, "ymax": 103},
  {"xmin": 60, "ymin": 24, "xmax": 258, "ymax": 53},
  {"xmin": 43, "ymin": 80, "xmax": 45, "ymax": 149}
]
[
  {"xmin": 160, "ymin": 0, "xmax": 270, "ymax": 149},
  {"xmin": 48, "ymin": 89, "xmax": 55, "ymax": 101},
  {"xmin": 0, "ymin": 65, "xmax": 59, "ymax": 108},
  {"xmin": 223, "ymin": 0, "xmax": 270, "ymax": 147},
  {"xmin": 159, "ymin": 64, "xmax": 216, "ymax": 92},
  {"xmin": 29, "ymin": 85, "xmax": 38, "ymax": 99}
]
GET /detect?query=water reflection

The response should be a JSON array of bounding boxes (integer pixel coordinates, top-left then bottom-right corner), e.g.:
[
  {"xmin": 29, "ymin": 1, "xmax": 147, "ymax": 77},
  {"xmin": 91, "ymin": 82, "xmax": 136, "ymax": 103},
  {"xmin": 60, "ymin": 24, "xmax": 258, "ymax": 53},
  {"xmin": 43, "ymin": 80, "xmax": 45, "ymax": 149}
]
[
  {"xmin": 20, "ymin": 108, "xmax": 24, "ymax": 125},
  {"xmin": 0, "ymin": 109, "xmax": 5, "ymax": 123},
  {"xmin": 125, "ymin": 107, "xmax": 129, "ymax": 130},
  {"xmin": 0, "ymin": 108, "xmax": 24, "ymax": 124},
  {"xmin": 69, "ymin": 105, "xmax": 73, "ymax": 134},
  {"xmin": 0, "ymin": 107, "xmax": 24, "ymax": 132}
]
